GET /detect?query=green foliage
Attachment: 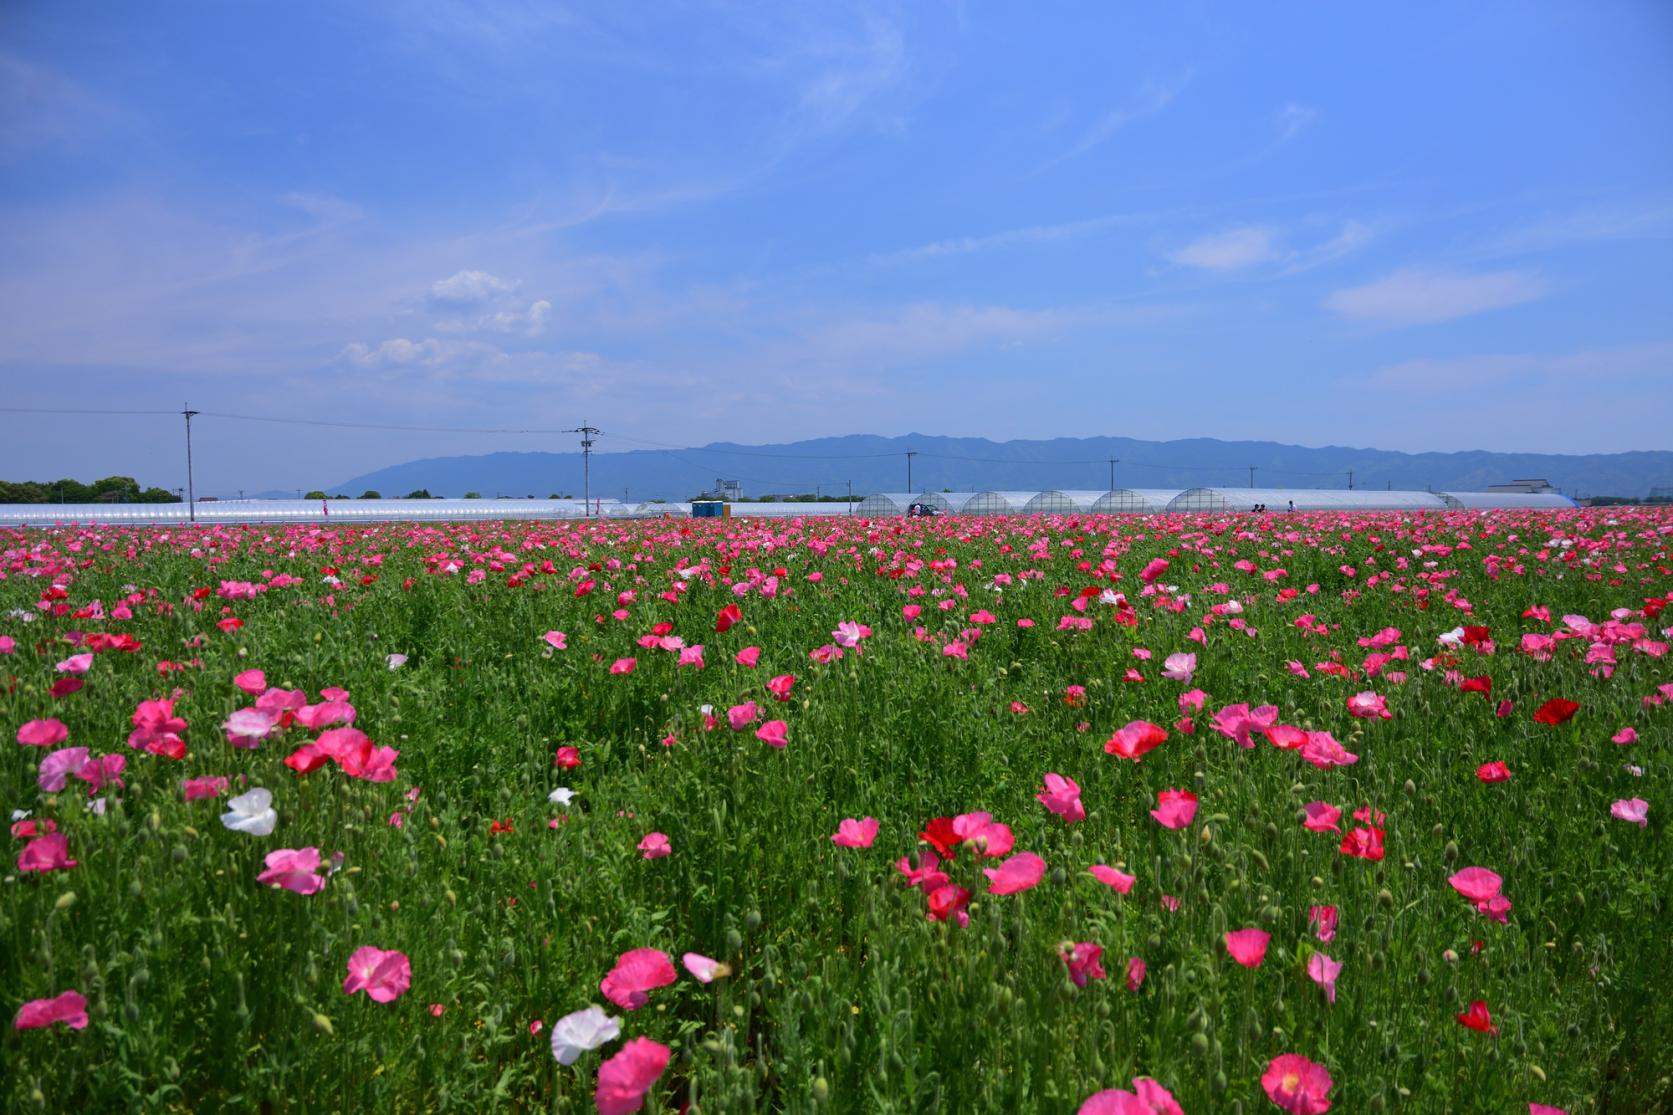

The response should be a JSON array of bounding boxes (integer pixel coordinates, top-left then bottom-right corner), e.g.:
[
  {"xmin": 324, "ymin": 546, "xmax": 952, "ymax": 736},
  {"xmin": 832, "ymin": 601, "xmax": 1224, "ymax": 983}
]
[
  {"xmin": 359, "ymin": 491, "xmax": 382, "ymax": 500},
  {"xmin": 0, "ymin": 475, "xmax": 180, "ymax": 503},
  {"xmin": 304, "ymin": 490, "xmax": 328, "ymax": 500}
]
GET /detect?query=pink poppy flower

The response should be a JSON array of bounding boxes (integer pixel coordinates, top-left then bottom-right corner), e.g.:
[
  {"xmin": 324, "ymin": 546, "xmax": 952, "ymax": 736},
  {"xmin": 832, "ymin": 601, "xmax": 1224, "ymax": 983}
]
[
  {"xmin": 1225, "ymin": 928, "xmax": 1270, "ymax": 968},
  {"xmin": 681, "ymin": 953, "xmax": 731, "ymax": 983},
  {"xmin": 1150, "ymin": 789, "xmax": 1198, "ymax": 829},
  {"xmin": 1178, "ymin": 688, "xmax": 1207, "ymax": 712},
  {"xmin": 1448, "ymin": 866, "xmax": 1503, "ymax": 904},
  {"xmin": 1160, "ymin": 652, "xmax": 1196, "ymax": 683},
  {"xmin": 1309, "ymin": 905, "xmax": 1338, "ymax": 942},
  {"xmin": 1302, "ymin": 802, "xmax": 1342, "ymax": 833},
  {"xmin": 1125, "ymin": 956, "xmax": 1146, "ymax": 992},
  {"xmin": 766, "ymin": 673, "xmax": 796, "ymax": 701},
  {"xmin": 1138, "ymin": 557, "xmax": 1170, "ymax": 584},
  {"xmin": 183, "ymin": 775, "xmax": 230, "ymax": 801},
  {"xmin": 953, "ymin": 812, "xmax": 1014, "ymax": 857},
  {"xmin": 595, "ymin": 1035, "xmax": 671, "ymax": 1115},
  {"xmin": 542, "ymin": 630, "xmax": 567, "ymax": 650},
  {"xmin": 1079, "ymin": 1079, "xmax": 1182, "ymax": 1115},
  {"xmin": 1262, "ymin": 1053, "xmax": 1333, "ymax": 1114},
  {"xmin": 233, "ymin": 668, "xmax": 267, "ymax": 695},
  {"xmin": 676, "ymin": 645, "xmax": 705, "ymax": 668},
  {"xmin": 727, "ymin": 701, "xmax": 760, "ymax": 731},
  {"xmin": 609, "ymin": 658, "xmax": 636, "ymax": 675},
  {"xmin": 600, "ymin": 948, "xmax": 676, "ymax": 1011},
  {"xmin": 1266, "ymin": 724, "xmax": 1308, "ymax": 750},
  {"xmin": 13, "ymin": 990, "xmax": 88, "ymax": 1032},
  {"xmin": 1308, "ymin": 953, "xmax": 1342, "ymax": 1003},
  {"xmin": 1105, "ymin": 720, "xmax": 1168, "ymax": 762},
  {"xmin": 1611, "ymin": 798, "xmax": 1649, "ymax": 827},
  {"xmin": 638, "ymin": 832, "xmax": 671, "ymax": 859},
  {"xmin": 257, "ymin": 847, "xmax": 329, "ymax": 895},
  {"xmin": 1036, "ymin": 773, "xmax": 1085, "ymax": 823},
  {"xmin": 554, "ymin": 746, "xmax": 581, "ymax": 768},
  {"xmin": 983, "ymin": 851, "xmax": 1046, "ymax": 895},
  {"xmin": 1299, "ymin": 731, "xmax": 1358, "ymax": 769},
  {"xmin": 18, "ymin": 832, "xmax": 75, "ymax": 873},
  {"xmin": 831, "ymin": 817, "xmax": 879, "ymax": 848},
  {"xmin": 1060, "ymin": 942, "xmax": 1106, "ymax": 987},
  {"xmin": 1477, "ymin": 761, "xmax": 1511, "ymax": 783},
  {"xmin": 224, "ymin": 708, "xmax": 280, "ymax": 748},
  {"xmin": 1088, "ymin": 865, "xmax": 1136, "ymax": 893},
  {"xmin": 755, "ymin": 720, "xmax": 789, "ymax": 748},
  {"xmin": 1346, "ymin": 691, "xmax": 1391, "ymax": 720},
  {"xmin": 735, "ymin": 646, "xmax": 761, "ymax": 667},
  {"xmin": 1529, "ymin": 1105, "xmax": 1569, "ymax": 1115},
  {"xmin": 37, "ymin": 746, "xmax": 90, "ymax": 793},
  {"xmin": 342, "ymin": 946, "xmax": 411, "ymax": 1003},
  {"xmin": 17, "ymin": 718, "xmax": 69, "ymax": 747},
  {"xmin": 56, "ymin": 653, "xmax": 93, "ymax": 674}
]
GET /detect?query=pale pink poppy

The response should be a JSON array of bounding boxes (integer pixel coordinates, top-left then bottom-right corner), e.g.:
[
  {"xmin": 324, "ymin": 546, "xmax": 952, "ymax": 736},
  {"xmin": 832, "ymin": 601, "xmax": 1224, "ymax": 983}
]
[
  {"xmin": 1160, "ymin": 652, "xmax": 1196, "ymax": 683},
  {"xmin": 233, "ymin": 668, "xmax": 268, "ymax": 695},
  {"xmin": 1612, "ymin": 726, "xmax": 1637, "ymax": 745},
  {"xmin": 1036, "ymin": 773, "xmax": 1085, "ymax": 823},
  {"xmin": 13, "ymin": 989, "xmax": 88, "ymax": 1032},
  {"xmin": 1611, "ymin": 798, "xmax": 1649, "ymax": 827},
  {"xmin": 37, "ymin": 746, "xmax": 90, "ymax": 792},
  {"xmin": 1150, "ymin": 789, "xmax": 1198, "ymax": 829},
  {"xmin": 1302, "ymin": 802, "xmax": 1342, "ymax": 833},
  {"xmin": 1346, "ymin": 691, "xmax": 1391, "ymax": 720},
  {"xmin": 55, "ymin": 653, "xmax": 93, "ymax": 674},
  {"xmin": 681, "ymin": 953, "xmax": 731, "ymax": 983},
  {"xmin": 1300, "ymin": 731, "xmax": 1359, "ymax": 769},
  {"xmin": 638, "ymin": 832, "xmax": 671, "ymax": 859},
  {"xmin": 1225, "ymin": 928, "xmax": 1270, "ymax": 968},
  {"xmin": 257, "ymin": 847, "xmax": 329, "ymax": 895},
  {"xmin": 224, "ymin": 707, "xmax": 279, "ymax": 748},
  {"xmin": 342, "ymin": 946, "xmax": 411, "ymax": 1003},
  {"xmin": 1262, "ymin": 1053, "xmax": 1333, "ymax": 1114},
  {"xmin": 1088, "ymin": 864, "xmax": 1136, "ymax": 893},
  {"xmin": 600, "ymin": 948, "xmax": 676, "ymax": 1011},
  {"xmin": 755, "ymin": 720, "xmax": 789, "ymax": 748},
  {"xmin": 1308, "ymin": 952, "xmax": 1342, "ymax": 1003},
  {"xmin": 676, "ymin": 645, "xmax": 705, "ymax": 668},
  {"xmin": 831, "ymin": 817, "xmax": 879, "ymax": 848},
  {"xmin": 17, "ymin": 718, "xmax": 69, "ymax": 747},
  {"xmin": 595, "ymin": 1035, "xmax": 671, "ymax": 1115},
  {"xmin": 983, "ymin": 851, "xmax": 1046, "ymax": 895}
]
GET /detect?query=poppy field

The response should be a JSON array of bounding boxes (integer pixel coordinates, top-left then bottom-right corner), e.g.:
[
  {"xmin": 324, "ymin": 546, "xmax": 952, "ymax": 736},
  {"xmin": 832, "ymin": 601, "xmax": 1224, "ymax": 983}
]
[{"xmin": 3, "ymin": 508, "xmax": 1670, "ymax": 1113}]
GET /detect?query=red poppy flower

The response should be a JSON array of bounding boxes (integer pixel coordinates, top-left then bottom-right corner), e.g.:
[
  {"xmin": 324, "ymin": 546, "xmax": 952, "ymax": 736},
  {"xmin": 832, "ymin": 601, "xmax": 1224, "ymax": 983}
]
[
  {"xmin": 715, "ymin": 604, "xmax": 742, "ymax": 633},
  {"xmin": 919, "ymin": 817, "xmax": 959, "ymax": 859},
  {"xmin": 1532, "ymin": 698, "xmax": 1580, "ymax": 726},
  {"xmin": 1456, "ymin": 999, "xmax": 1497, "ymax": 1035},
  {"xmin": 1339, "ymin": 826, "xmax": 1385, "ymax": 861},
  {"xmin": 1459, "ymin": 676, "xmax": 1492, "ymax": 698}
]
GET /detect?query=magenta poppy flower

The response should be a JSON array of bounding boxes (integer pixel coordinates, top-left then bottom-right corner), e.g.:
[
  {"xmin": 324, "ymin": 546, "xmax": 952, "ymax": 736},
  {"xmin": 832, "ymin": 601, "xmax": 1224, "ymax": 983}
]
[
  {"xmin": 1079, "ymin": 1078, "xmax": 1183, "ymax": 1115},
  {"xmin": 637, "ymin": 832, "xmax": 671, "ymax": 859},
  {"xmin": 1150, "ymin": 789, "xmax": 1198, "ymax": 829},
  {"xmin": 16, "ymin": 718, "xmax": 69, "ymax": 747},
  {"xmin": 766, "ymin": 674, "xmax": 796, "ymax": 701},
  {"xmin": 14, "ymin": 990, "xmax": 88, "ymax": 1032},
  {"xmin": 831, "ymin": 817, "xmax": 879, "ymax": 848},
  {"xmin": 183, "ymin": 775, "xmax": 230, "ymax": 801},
  {"xmin": 1308, "ymin": 952, "xmax": 1342, "ymax": 1003},
  {"xmin": 595, "ymin": 1035, "xmax": 671, "ymax": 1115},
  {"xmin": 1309, "ymin": 905, "xmax": 1338, "ymax": 942},
  {"xmin": 1610, "ymin": 798, "xmax": 1649, "ymax": 827},
  {"xmin": 727, "ymin": 701, "xmax": 760, "ymax": 731},
  {"xmin": 1036, "ymin": 773, "xmax": 1085, "ymax": 823},
  {"xmin": 342, "ymin": 946, "xmax": 411, "ymax": 1003},
  {"xmin": 1302, "ymin": 802, "xmax": 1342, "ymax": 833},
  {"xmin": 541, "ymin": 630, "xmax": 567, "ymax": 650},
  {"xmin": 755, "ymin": 720, "xmax": 789, "ymax": 748},
  {"xmin": 609, "ymin": 658, "xmax": 636, "ymax": 675},
  {"xmin": 1346, "ymin": 691, "xmax": 1391, "ymax": 720},
  {"xmin": 1477, "ymin": 761, "xmax": 1511, "ymax": 783},
  {"xmin": 554, "ymin": 745, "xmax": 581, "ymax": 768},
  {"xmin": 953, "ymin": 812, "xmax": 1014, "ymax": 857},
  {"xmin": 1061, "ymin": 942, "xmax": 1107, "ymax": 987},
  {"xmin": 1612, "ymin": 726, "xmax": 1637, "ymax": 745},
  {"xmin": 257, "ymin": 847, "xmax": 329, "ymax": 895},
  {"xmin": 1105, "ymin": 720, "xmax": 1168, "ymax": 761},
  {"xmin": 17, "ymin": 832, "xmax": 75, "ymax": 873},
  {"xmin": 37, "ymin": 746, "xmax": 90, "ymax": 793},
  {"xmin": 600, "ymin": 948, "xmax": 676, "ymax": 1011},
  {"xmin": 1300, "ymin": 731, "xmax": 1358, "ymax": 769},
  {"xmin": 1125, "ymin": 956, "xmax": 1146, "ymax": 992},
  {"xmin": 1225, "ymin": 928, "xmax": 1270, "ymax": 968},
  {"xmin": 1262, "ymin": 1053, "xmax": 1333, "ymax": 1113},
  {"xmin": 983, "ymin": 851, "xmax": 1046, "ymax": 895},
  {"xmin": 1088, "ymin": 865, "xmax": 1136, "ymax": 893},
  {"xmin": 1528, "ymin": 1105, "xmax": 1569, "ymax": 1115}
]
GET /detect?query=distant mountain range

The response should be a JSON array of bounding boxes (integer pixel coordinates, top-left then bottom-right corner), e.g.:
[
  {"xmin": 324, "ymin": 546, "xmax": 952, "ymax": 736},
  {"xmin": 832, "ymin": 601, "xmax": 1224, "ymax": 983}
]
[{"xmin": 319, "ymin": 434, "xmax": 1673, "ymax": 502}]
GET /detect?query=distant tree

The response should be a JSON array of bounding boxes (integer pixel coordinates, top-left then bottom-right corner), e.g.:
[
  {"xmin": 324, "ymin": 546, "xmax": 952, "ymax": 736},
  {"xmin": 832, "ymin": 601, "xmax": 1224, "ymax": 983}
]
[
  {"xmin": 403, "ymin": 489, "xmax": 433, "ymax": 499},
  {"xmin": 548, "ymin": 493, "xmax": 574, "ymax": 499},
  {"xmin": 0, "ymin": 476, "xmax": 179, "ymax": 503},
  {"xmin": 305, "ymin": 490, "xmax": 328, "ymax": 500},
  {"xmin": 462, "ymin": 491, "xmax": 482, "ymax": 499},
  {"xmin": 359, "ymin": 490, "xmax": 382, "ymax": 499}
]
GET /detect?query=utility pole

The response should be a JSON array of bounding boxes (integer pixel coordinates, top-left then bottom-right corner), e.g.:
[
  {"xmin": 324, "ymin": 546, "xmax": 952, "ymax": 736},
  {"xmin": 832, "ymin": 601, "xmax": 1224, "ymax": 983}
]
[
  {"xmin": 1347, "ymin": 469, "xmax": 1355, "ymax": 490},
  {"xmin": 906, "ymin": 450, "xmax": 917, "ymax": 493},
  {"xmin": 569, "ymin": 421, "xmax": 601, "ymax": 517},
  {"xmin": 1248, "ymin": 465, "xmax": 1257, "ymax": 489},
  {"xmin": 182, "ymin": 403, "xmax": 200, "ymax": 522},
  {"xmin": 847, "ymin": 479, "xmax": 852, "ymax": 514},
  {"xmin": 1108, "ymin": 457, "xmax": 1118, "ymax": 491}
]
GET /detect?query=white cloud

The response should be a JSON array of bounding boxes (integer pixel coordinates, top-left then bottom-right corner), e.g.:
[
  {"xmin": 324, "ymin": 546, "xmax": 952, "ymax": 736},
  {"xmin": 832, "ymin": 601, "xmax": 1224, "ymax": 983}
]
[
  {"xmin": 1052, "ymin": 72, "xmax": 1192, "ymax": 165},
  {"xmin": 483, "ymin": 299, "xmax": 551, "ymax": 337},
  {"xmin": 795, "ymin": 16, "xmax": 907, "ymax": 131},
  {"xmin": 1169, "ymin": 227, "xmax": 1280, "ymax": 271},
  {"xmin": 1364, "ymin": 341, "xmax": 1673, "ymax": 391},
  {"xmin": 1326, "ymin": 268, "xmax": 1547, "ymax": 325},
  {"xmin": 428, "ymin": 269, "xmax": 521, "ymax": 306},
  {"xmin": 1276, "ymin": 103, "xmax": 1317, "ymax": 141},
  {"xmin": 340, "ymin": 337, "xmax": 502, "ymax": 369}
]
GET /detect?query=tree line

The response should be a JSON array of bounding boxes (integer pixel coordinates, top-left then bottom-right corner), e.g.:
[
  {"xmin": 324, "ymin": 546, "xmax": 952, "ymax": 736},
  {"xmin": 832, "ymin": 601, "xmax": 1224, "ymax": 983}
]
[{"xmin": 0, "ymin": 476, "xmax": 181, "ymax": 504}]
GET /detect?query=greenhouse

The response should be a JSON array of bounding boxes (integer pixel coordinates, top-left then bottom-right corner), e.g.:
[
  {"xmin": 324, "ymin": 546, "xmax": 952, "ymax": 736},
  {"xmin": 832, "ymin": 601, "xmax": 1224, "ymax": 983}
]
[
  {"xmin": 961, "ymin": 491, "xmax": 1045, "ymax": 515},
  {"xmin": 1089, "ymin": 489, "xmax": 1185, "ymax": 514},
  {"xmin": 0, "ymin": 497, "xmax": 626, "ymax": 528},
  {"xmin": 1438, "ymin": 491, "xmax": 1577, "ymax": 510},
  {"xmin": 1163, "ymin": 488, "xmax": 1455, "ymax": 513}
]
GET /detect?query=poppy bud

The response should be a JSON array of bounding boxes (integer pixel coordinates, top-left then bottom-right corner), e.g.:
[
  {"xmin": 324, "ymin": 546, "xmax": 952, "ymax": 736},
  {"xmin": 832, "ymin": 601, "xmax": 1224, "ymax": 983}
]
[
  {"xmin": 55, "ymin": 891, "xmax": 76, "ymax": 911},
  {"xmin": 1190, "ymin": 1033, "xmax": 1210, "ymax": 1057},
  {"xmin": 148, "ymin": 811, "xmax": 161, "ymax": 831},
  {"xmin": 746, "ymin": 909, "xmax": 762, "ymax": 932},
  {"xmin": 812, "ymin": 1078, "xmax": 830, "ymax": 1103},
  {"xmin": 1050, "ymin": 866, "xmax": 1067, "ymax": 886},
  {"xmin": 312, "ymin": 1012, "xmax": 334, "ymax": 1036},
  {"xmin": 726, "ymin": 929, "xmax": 743, "ymax": 952},
  {"xmin": 1310, "ymin": 875, "xmax": 1324, "ymax": 889},
  {"xmin": 1417, "ymin": 965, "xmax": 1431, "ymax": 985},
  {"xmin": 1368, "ymin": 1094, "xmax": 1386, "ymax": 1113},
  {"xmin": 1193, "ymin": 770, "xmax": 1206, "ymax": 790},
  {"xmin": 1443, "ymin": 841, "xmax": 1458, "ymax": 863},
  {"xmin": 1377, "ymin": 888, "xmax": 1394, "ymax": 908},
  {"xmin": 1403, "ymin": 779, "xmax": 1416, "ymax": 795},
  {"xmin": 1211, "ymin": 1071, "xmax": 1228, "ymax": 1094},
  {"xmin": 1443, "ymin": 948, "xmax": 1459, "ymax": 963},
  {"xmin": 172, "ymin": 845, "xmax": 189, "ymax": 863}
]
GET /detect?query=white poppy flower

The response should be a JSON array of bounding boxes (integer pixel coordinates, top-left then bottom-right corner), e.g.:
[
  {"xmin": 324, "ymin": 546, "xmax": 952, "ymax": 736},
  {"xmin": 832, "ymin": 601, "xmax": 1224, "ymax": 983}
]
[
  {"xmin": 548, "ymin": 787, "xmax": 575, "ymax": 806},
  {"xmin": 222, "ymin": 787, "xmax": 278, "ymax": 836},
  {"xmin": 549, "ymin": 1005, "xmax": 620, "ymax": 1065},
  {"xmin": 386, "ymin": 653, "xmax": 408, "ymax": 670}
]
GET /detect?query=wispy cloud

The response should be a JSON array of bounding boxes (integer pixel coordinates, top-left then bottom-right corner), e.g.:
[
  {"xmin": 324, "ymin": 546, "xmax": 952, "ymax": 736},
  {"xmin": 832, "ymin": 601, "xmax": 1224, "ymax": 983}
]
[
  {"xmin": 1363, "ymin": 341, "xmax": 1673, "ymax": 391},
  {"xmin": 1046, "ymin": 72, "xmax": 1192, "ymax": 167},
  {"xmin": 878, "ymin": 209, "xmax": 1165, "ymax": 263},
  {"xmin": 1275, "ymin": 103, "xmax": 1317, "ymax": 141},
  {"xmin": 1168, "ymin": 226, "xmax": 1280, "ymax": 271},
  {"xmin": 1326, "ymin": 267, "xmax": 1547, "ymax": 325}
]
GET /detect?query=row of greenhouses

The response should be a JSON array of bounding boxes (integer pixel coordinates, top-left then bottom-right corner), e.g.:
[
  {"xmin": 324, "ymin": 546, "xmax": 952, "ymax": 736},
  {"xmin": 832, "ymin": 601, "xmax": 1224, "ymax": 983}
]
[{"xmin": 850, "ymin": 487, "xmax": 1576, "ymax": 515}]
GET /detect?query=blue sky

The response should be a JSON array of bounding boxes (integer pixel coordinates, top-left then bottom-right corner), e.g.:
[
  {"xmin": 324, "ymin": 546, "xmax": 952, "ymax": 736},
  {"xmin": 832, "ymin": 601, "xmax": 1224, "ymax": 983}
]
[{"xmin": 1, "ymin": 1, "xmax": 1670, "ymax": 495}]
